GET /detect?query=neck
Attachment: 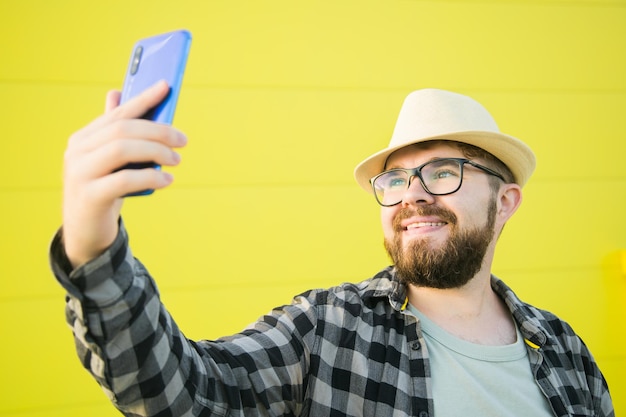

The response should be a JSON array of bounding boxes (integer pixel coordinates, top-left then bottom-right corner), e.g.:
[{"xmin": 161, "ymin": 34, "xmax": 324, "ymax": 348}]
[
  {"xmin": 407, "ymin": 269, "xmax": 494, "ymax": 317},
  {"xmin": 406, "ymin": 270, "xmax": 517, "ymax": 345}
]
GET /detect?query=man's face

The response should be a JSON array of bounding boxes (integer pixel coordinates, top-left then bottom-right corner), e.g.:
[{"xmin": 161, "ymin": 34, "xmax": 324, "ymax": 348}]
[{"xmin": 380, "ymin": 143, "xmax": 499, "ymax": 289}]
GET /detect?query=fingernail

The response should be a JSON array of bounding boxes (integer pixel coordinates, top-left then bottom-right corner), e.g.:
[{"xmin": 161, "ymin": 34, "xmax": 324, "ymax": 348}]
[{"xmin": 162, "ymin": 172, "xmax": 174, "ymax": 184}]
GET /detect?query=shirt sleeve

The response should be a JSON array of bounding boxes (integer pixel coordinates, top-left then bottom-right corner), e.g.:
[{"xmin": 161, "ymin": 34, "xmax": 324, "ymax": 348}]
[{"xmin": 49, "ymin": 221, "xmax": 314, "ymax": 417}]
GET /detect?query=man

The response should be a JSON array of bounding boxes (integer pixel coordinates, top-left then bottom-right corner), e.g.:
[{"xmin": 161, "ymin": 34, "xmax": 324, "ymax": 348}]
[{"xmin": 50, "ymin": 84, "xmax": 614, "ymax": 416}]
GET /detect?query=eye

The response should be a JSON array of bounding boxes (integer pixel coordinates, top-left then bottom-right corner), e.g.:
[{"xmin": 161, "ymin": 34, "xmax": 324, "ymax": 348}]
[
  {"xmin": 378, "ymin": 171, "xmax": 407, "ymax": 189},
  {"xmin": 432, "ymin": 169, "xmax": 458, "ymax": 180},
  {"xmin": 388, "ymin": 176, "xmax": 407, "ymax": 188},
  {"xmin": 425, "ymin": 160, "xmax": 462, "ymax": 181}
]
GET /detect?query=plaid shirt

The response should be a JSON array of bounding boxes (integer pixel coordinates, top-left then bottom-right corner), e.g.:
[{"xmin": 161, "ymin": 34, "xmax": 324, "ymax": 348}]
[{"xmin": 50, "ymin": 224, "xmax": 614, "ymax": 417}]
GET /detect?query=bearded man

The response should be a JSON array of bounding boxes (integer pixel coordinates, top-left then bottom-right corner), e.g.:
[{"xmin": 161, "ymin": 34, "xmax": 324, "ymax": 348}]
[{"xmin": 51, "ymin": 85, "xmax": 614, "ymax": 416}]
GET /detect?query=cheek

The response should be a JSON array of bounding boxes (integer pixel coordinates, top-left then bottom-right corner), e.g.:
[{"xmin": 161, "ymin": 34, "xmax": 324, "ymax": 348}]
[
  {"xmin": 380, "ymin": 207, "xmax": 397, "ymax": 239},
  {"xmin": 457, "ymin": 193, "xmax": 494, "ymax": 228}
]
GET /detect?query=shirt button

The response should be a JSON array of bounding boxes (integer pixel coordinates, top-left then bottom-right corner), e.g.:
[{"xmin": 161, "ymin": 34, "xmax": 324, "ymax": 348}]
[
  {"xmin": 411, "ymin": 341, "xmax": 421, "ymax": 350},
  {"xmin": 419, "ymin": 412, "xmax": 429, "ymax": 417}
]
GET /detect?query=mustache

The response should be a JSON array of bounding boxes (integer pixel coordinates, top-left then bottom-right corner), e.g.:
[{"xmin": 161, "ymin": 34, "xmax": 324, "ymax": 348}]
[{"xmin": 392, "ymin": 205, "xmax": 457, "ymax": 232}]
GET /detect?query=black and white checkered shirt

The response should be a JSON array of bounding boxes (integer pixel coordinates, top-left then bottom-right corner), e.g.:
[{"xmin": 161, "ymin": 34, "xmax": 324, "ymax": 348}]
[{"xmin": 50, "ymin": 223, "xmax": 614, "ymax": 417}]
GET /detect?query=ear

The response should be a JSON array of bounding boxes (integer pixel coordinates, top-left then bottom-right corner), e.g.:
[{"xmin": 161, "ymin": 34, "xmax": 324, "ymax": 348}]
[{"xmin": 496, "ymin": 183, "xmax": 523, "ymax": 224}]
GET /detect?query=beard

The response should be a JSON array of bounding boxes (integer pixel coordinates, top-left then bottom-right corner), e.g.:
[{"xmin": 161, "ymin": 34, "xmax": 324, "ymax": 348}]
[{"xmin": 384, "ymin": 199, "xmax": 497, "ymax": 289}]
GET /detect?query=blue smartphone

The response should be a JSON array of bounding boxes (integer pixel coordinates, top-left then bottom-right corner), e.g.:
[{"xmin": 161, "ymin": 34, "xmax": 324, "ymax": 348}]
[{"xmin": 119, "ymin": 29, "xmax": 192, "ymax": 196}]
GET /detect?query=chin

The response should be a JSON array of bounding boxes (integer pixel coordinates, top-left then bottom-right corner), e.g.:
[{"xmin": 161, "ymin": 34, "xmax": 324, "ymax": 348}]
[{"xmin": 402, "ymin": 235, "xmax": 443, "ymax": 251}]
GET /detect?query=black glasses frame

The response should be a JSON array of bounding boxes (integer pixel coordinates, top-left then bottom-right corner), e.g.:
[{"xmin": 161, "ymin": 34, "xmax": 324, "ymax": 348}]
[{"xmin": 369, "ymin": 157, "xmax": 506, "ymax": 207}]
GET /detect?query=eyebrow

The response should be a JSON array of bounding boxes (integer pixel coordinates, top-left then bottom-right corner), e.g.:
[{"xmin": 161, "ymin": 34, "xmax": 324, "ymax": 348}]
[{"xmin": 384, "ymin": 156, "xmax": 451, "ymax": 171}]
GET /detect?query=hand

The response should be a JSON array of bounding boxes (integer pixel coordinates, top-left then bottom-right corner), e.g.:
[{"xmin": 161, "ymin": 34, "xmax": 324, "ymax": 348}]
[{"xmin": 62, "ymin": 80, "xmax": 188, "ymax": 268}]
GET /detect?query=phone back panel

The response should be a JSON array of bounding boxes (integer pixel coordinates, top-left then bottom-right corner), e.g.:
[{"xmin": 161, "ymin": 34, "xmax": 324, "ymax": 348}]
[
  {"xmin": 120, "ymin": 30, "xmax": 192, "ymax": 125},
  {"xmin": 119, "ymin": 30, "xmax": 191, "ymax": 196}
]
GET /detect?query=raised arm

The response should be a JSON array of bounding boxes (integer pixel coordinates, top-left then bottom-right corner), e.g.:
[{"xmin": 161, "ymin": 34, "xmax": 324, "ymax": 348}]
[{"xmin": 51, "ymin": 83, "xmax": 313, "ymax": 416}]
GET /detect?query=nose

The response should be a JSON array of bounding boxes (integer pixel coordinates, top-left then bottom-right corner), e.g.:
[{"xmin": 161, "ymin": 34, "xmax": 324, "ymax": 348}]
[{"xmin": 401, "ymin": 176, "xmax": 436, "ymax": 207}]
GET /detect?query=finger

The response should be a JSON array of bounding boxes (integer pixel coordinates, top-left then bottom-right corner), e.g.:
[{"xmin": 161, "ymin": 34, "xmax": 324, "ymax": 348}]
[
  {"xmin": 111, "ymin": 79, "xmax": 170, "ymax": 120},
  {"xmin": 105, "ymin": 90, "xmax": 121, "ymax": 113},
  {"xmin": 88, "ymin": 167, "xmax": 175, "ymax": 201},
  {"xmin": 68, "ymin": 118, "xmax": 187, "ymax": 156},
  {"xmin": 74, "ymin": 138, "xmax": 182, "ymax": 179},
  {"xmin": 73, "ymin": 80, "xmax": 170, "ymax": 141}
]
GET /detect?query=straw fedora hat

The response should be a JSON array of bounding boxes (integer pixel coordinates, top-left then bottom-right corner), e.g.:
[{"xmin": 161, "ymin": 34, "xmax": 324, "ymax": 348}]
[{"xmin": 354, "ymin": 89, "xmax": 536, "ymax": 193}]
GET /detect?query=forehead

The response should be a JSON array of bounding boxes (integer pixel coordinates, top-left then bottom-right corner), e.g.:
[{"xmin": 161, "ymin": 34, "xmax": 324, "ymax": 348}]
[{"xmin": 385, "ymin": 142, "xmax": 464, "ymax": 168}]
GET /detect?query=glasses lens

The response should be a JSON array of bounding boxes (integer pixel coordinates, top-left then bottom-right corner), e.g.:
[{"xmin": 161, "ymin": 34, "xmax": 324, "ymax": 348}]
[
  {"xmin": 373, "ymin": 170, "xmax": 408, "ymax": 206},
  {"xmin": 372, "ymin": 159, "xmax": 464, "ymax": 206},
  {"xmin": 421, "ymin": 159, "xmax": 463, "ymax": 195}
]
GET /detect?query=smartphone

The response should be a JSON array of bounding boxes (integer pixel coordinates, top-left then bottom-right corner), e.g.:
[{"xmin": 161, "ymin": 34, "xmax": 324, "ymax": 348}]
[{"xmin": 119, "ymin": 29, "xmax": 192, "ymax": 196}]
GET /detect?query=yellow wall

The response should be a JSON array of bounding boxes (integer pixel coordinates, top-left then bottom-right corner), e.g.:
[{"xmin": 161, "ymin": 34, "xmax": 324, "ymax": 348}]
[{"xmin": 1, "ymin": 0, "xmax": 624, "ymax": 415}]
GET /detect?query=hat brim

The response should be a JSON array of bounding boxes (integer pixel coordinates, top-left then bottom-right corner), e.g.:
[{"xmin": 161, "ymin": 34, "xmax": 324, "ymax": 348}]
[{"xmin": 354, "ymin": 131, "xmax": 536, "ymax": 193}]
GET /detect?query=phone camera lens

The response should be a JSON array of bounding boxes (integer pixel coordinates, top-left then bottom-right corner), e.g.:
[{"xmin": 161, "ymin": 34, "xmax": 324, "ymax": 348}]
[{"xmin": 130, "ymin": 46, "xmax": 143, "ymax": 75}]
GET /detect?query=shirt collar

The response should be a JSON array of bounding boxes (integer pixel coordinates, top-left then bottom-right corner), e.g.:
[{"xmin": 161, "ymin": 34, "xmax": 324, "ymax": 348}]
[
  {"xmin": 360, "ymin": 266, "xmax": 408, "ymax": 312},
  {"xmin": 361, "ymin": 267, "xmax": 552, "ymax": 348},
  {"xmin": 491, "ymin": 276, "xmax": 552, "ymax": 348}
]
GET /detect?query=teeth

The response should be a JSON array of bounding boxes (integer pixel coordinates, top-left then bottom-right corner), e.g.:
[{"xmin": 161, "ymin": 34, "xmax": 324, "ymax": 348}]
[{"xmin": 406, "ymin": 222, "xmax": 446, "ymax": 229}]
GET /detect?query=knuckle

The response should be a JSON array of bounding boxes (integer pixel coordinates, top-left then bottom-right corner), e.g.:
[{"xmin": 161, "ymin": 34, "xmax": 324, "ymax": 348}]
[
  {"xmin": 109, "ymin": 102, "xmax": 131, "ymax": 119},
  {"xmin": 155, "ymin": 123, "xmax": 175, "ymax": 142},
  {"xmin": 109, "ymin": 119, "xmax": 131, "ymax": 138},
  {"xmin": 103, "ymin": 139, "xmax": 129, "ymax": 162},
  {"xmin": 67, "ymin": 130, "xmax": 86, "ymax": 149}
]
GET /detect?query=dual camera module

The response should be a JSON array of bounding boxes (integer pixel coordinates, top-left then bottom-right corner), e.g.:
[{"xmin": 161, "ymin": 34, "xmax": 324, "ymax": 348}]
[{"xmin": 130, "ymin": 46, "xmax": 144, "ymax": 75}]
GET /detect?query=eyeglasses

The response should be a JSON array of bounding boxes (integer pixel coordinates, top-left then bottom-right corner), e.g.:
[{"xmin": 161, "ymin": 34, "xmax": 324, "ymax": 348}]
[{"xmin": 370, "ymin": 158, "xmax": 505, "ymax": 207}]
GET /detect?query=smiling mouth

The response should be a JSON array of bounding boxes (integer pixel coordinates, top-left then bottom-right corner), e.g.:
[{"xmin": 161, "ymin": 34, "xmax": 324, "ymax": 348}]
[
  {"xmin": 393, "ymin": 206, "xmax": 457, "ymax": 234},
  {"xmin": 405, "ymin": 222, "xmax": 447, "ymax": 230}
]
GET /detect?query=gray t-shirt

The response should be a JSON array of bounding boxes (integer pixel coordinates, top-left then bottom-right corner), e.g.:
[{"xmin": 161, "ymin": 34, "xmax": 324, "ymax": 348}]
[{"xmin": 407, "ymin": 303, "xmax": 554, "ymax": 417}]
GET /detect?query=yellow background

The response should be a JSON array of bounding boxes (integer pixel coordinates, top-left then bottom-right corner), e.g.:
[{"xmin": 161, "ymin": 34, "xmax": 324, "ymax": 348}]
[{"xmin": 1, "ymin": 0, "xmax": 624, "ymax": 415}]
